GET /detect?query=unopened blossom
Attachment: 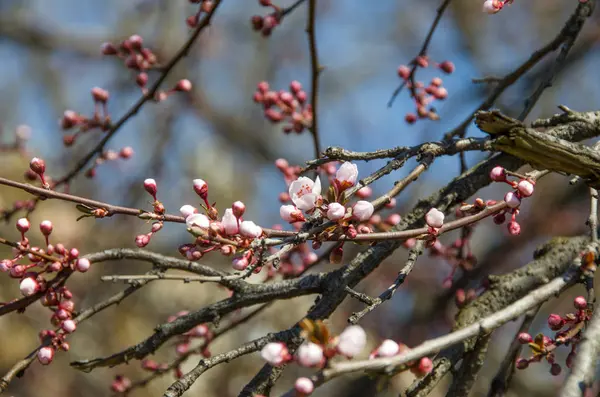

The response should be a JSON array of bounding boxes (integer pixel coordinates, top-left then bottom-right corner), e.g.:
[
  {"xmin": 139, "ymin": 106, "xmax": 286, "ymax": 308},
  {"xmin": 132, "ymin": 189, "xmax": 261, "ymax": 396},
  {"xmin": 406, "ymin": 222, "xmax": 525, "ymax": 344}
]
[
  {"xmin": 504, "ymin": 191, "xmax": 521, "ymax": 208},
  {"xmin": 193, "ymin": 179, "xmax": 208, "ymax": 199},
  {"xmin": 37, "ymin": 346, "xmax": 55, "ymax": 365},
  {"xmin": 337, "ymin": 325, "xmax": 367, "ymax": 357},
  {"xmin": 221, "ymin": 209, "xmax": 239, "ymax": 235},
  {"xmin": 490, "ymin": 166, "xmax": 506, "ymax": 182},
  {"xmin": 425, "ymin": 208, "xmax": 444, "ymax": 228},
  {"xmin": 574, "ymin": 296, "xmax": 587, "ymax": 310},
  {"xmin": 61, "ymin": 319, "xmax": 77, "ymax": 333},
  {"xmin": 335, "ymin": 162, "xmax": 358, "ymax": 189},
  {"xmin": 280, "ymin": 205, "xmax": 305, "ymax": 223},
  {"xmin": 289, "ymin": 176, "xmax": 321, "ymax": 211},
  {"xmin": 180, "ymin": 205, "xmax": 197, "ymax": 218},
  {"xmin": 232, "ymin": 201, "xmax": 246, "ymax": 218},
  {"xmin": 260, "ymin": 342, "xmax": 290, "ymax": 366},
  {"xmin": 240, "ymin": 220, "xmax": 262, "ymax": 238},
  {"xmin": 414, "ymin": 357, "xmax": 433, "ymax": 376},
  {"xmin": 370, "ymin": 339, "xmax": 400, "ymax": 359},
  {"xmin": 186, "ymin": 213, "xmax": 210, "ymax": 229},
  {"xmin": 296, "ymin": 342, "xmax": 324, "ymax": 367},
  {"xmin": 232, "ymin": 256, "xmax": 249, "ymax": 271},
  {"xmin": 39, "ymin": 220, "xmax": 53, "ymax": 236},
  {"xmin": 356, "ymin": 186, "xmax": 372, "ymax": 199},
  {"xmin": 517, "ymin": 180, "xmax": 534, "ymax": 197},
  {"xmin": 20, "ymin": 277, "xmax": 39, "ymax": 296},
  {"xmin": 327, "ymin": 202, "xmax": 346, "ymax": 221},
  {"xmin": 295, "ymin": 377, "xmax": 314, "ymax": 395},
  {"xmin": 16, "ymin": 218, "xmax": 30, "ymax": 233},
  {"xmin": 143, "ymin": 178, "xmax": 157, "ymax": 198},
  {"xmin": 352, "ymin": 201, "xmax": 374, "ymax": 222},
  {"xmin": 76, "ymin": 258, "xmax": 91, "ymax": 272},
  {"xmin": 482, "ymin": 0, "xmax": 502, "ymax": 14}
]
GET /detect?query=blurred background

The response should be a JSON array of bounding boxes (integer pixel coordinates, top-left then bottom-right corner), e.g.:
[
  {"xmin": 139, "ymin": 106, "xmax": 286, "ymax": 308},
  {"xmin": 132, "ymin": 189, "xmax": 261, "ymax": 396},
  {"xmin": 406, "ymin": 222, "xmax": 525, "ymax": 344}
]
[{"xmin": 1, "ymin": 0, "xmax": 600, "ymax": 396}]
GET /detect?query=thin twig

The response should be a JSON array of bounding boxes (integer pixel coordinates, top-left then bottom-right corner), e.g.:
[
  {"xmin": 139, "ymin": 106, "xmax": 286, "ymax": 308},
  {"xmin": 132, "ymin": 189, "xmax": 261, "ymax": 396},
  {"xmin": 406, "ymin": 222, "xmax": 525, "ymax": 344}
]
[{"xmin": 306, "ymin": 0, "xmax": 322, "ymax": 158}]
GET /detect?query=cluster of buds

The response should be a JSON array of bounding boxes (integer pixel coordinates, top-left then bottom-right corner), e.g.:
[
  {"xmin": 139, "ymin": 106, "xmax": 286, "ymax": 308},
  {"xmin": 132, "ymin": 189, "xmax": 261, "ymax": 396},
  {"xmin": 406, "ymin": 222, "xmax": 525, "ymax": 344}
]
[
  {"xmin": 84, "ymin": 146, "xmax": 134, "ymax": 179},
  {"xmin": 516, "ymin": 295, "xmax": 592, "ymax": 376},
  {"xmin": 110, "ymin": 375, "xmax": 132, "ymax": 393},
  {"xmin": 489, "ymin": 166, "xmax": 535, "ymax": 236},
  {"xmin": 254, "ymin": 81, "xmax": 313, "ymax": 134},
  {"xmin": 482, "ymin": 0, "xmax": 513, "ymax": 14},
  {"xmin": 261, "ymin": 322, "xmax": 432, "ymax": 396},
  {"xmin": 101, "ymin": 35, "xmax": 192, "ymax": 100},
  {"xmin": 60, "ymin": 87, "xmax": 112, "ymax": 146},
  {"xmin": 134, "ymin": 179, "xmax": 167, "ymax": 247},
  {"xmin": 186, "ymin": 0, "xmax": 214, "ymax": 27},
  {"xmin": 397, "ymin": 58, "xmax": 455, "ymax": 124},
  {"xmin": 250, "ymin": 0, "xmax": 284, "ymax": 37}
]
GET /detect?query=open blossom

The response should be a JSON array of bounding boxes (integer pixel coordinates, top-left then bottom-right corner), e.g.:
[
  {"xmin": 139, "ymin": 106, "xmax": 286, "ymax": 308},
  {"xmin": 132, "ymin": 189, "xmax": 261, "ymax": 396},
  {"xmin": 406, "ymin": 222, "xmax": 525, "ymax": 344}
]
[
  {"xmin": 296, "ymin": 342, "xmax": 324, "ymax": 367},
  {"xmin": 186, "ymin": 213, "xmax": 210, "ymax": 229},
  {"xmin": 352, "ymin": 201, "xmax": 374, "ymax": 222},
  {"xmin": 425, "ymin": 208, "xmax": 444, "ymax": 228},
  {"xmin": 327, "ymin": 202, "xmax": 346, "ymax": 221},
  {"xmin": 289, "ymin": 176, "xmax": 321, "ymax": 211},
  {"xmin": 335, "ymin": 162, "xmax": 358, "ymax": 189},
  {"xmin": 260, "ymin": 342, "xmax": 290, "ymax": 366},
  {"xmin": 337, "ymin": 325, "xmax": 366, "ymax": 357},
  {"xmin": 280, "ymin": 205, "xmax": 305, "ymax": 223},
  {"xmin": 240, "ymin": 220, "xmax": 262, "ymax": 238},
  {"xmin": 221, "ymin": 209, "xmax": 239, "ymax": 235}
]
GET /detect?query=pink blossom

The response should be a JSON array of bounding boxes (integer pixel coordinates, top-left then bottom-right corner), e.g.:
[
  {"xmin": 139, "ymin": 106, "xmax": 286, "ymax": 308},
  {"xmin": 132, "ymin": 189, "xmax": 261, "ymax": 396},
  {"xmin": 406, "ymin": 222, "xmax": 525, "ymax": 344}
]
[
  {"xmin": 335, "ymin": 162, "xmax": 358, "ymax": 189},
  {"xmin": 296, "ymin": 342, "xmax": 324, "ymax": 367},
  {"xmin": 370, "ymin": 339, "xmax": 400, "ymax": 359},
  {"xmin": 232, "ymin": 257, "xmax": 249, "ymax": 271},
  {"xmin": 37, "ymin": 347, "xmax": 55, "ymax": 365},
  {"xmin": 143, "ymin": 178, "xmax": 157, "ymax": 197},
  {"xmin": 221, "ymin": 209, "xmax": 239, "ymax": 235},
  {"xmin": 61, "ymin": 319, "xmax": 77, "ymax": 333},
  {"xmin": 425, "ymin": 208, "xmax": 444, "ymax": 228},
  {"xmin": 490, "ymin": 166, "xmax": 506, "ymax": 182},
  {"xmin": 179, "ymin": 205, "xmax": 197, "ymax": 218},
  {"xmin": 294, "ymin": 377, "xmax": 314, "ymax": 395},
  {"xmin": 240, "ymin": 221, "xmax": 262, "ymax": 238},
  {"xmin": 327, "ymin": 202, "xmax": 346, "ymax": 221},
  {"xmin": 193, "ymin": 179, "xmax": 208, "ymax": 198},
  {"xmin": 289, "ymin": 176, "xmax": 321, "ymax": 211},
  {"xmin": 352, "ymin": 201, "xmax": 374, "ymax": 222},
  {"xmin": 20, "ymin": 277, "xmax": 39, "ymax": 296},
  {"xmin": 280, "ymin": 205, "xmax": 305, "ymax": 223},
  {"xmin": 186, "ymin": 213, "xmax": 210, "ymax": 229},
  {"xmin": 16, "ymin": 218, "xmax": 30, "ymax": 233},
  {"xmin": 40, "ymin": 220, "xmax": 53, "ymax": 236},
  {"xmin": 517, "ymin": 180, "xmax": 534, "ymax": 197},
  {"xmin": 260, "ymin": 342, "xmax": 290, "ymax": 366},
  {"xmin": 337, "ymin": 325, "xmax": 366, "ymax": 357},
  {"xmin": 504, "ymin": 191, "xmax": 521, "ymax": 208},
  {"xmin": 76, "ymin": 258, "xmax": 91, "ymax": 272},
  {"xmin": 232, "ymin": 201, "xmax": 246, "ymax": 218},
  {"xmin": 574, "ymin": 296, "xmax": 587, "ymax": 310},
  {"xmin": 482, "ymin": 0, "xmax": 502, "ymax": 14}
]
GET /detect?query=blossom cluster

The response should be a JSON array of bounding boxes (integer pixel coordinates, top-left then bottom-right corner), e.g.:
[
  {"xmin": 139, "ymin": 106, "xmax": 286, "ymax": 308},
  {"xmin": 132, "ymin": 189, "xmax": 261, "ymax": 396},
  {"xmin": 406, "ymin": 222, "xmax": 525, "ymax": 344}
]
[
  {"xmin": 250, "ymin": 0, "xmax": 284, "ymax": 37},
  {"xmin": 253, "ymin": 81, "xmax": 313, "ymax": 134},
  {"xmin": 260, "ymin": 323, "xmax": 433, "ymax": 395},
  {"xmin": 489, "ymin": 166, "xmax": 535, "ymax": 236},
  {"xmin": 0, "ymin": 216, "xmax": 90, "ymax": 366},
  {"xmin": 186, "ymin": 0, "xmax": 215, "ymax": 27}
]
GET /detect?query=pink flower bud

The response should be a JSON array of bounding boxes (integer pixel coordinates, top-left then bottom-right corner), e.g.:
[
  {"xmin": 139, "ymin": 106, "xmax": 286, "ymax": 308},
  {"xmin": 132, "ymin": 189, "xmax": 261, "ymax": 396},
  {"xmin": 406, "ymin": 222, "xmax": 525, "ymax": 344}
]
[
  {"xmin": 91, "ymin": 87, "xmax": 109, "ymax": 103},
  {"xmin": 490, "ymin": 166, "xmax": 506, "ymax": 182},
  {"xmin": 547, "ymin": 314, "xmax": 564, "ymax": 331},
  {"xmin": 260, "ymin": 342, "xmax": 290, "ymax": 366},
  {"xmin": 294, "ymin": 377, "xmax": 314, "ymax": 395},
  {"xmin": 186, "ymin": 213, "xmax": 210, "ymax": 229},
  {"xmin": 507, "ymin": 221, "xmax": 521, "ymax": 235},
  {"xmin": 76, "ymin": 258, "xmax": 91, "ymax": 273},
  {"xmin": 517, "ymin": 332, "xmax": 533, "ymax": 344},
  {"xmin": 239, "ymin": 221, "xmax": 262, "ymax": 238},
  {"xmin": 20, "ymin": 277, "xmax": 39, "ymax": 296},
  {"xmin": 232, "ymin": 257, "xmax": 249, "ymax": 271},
  {"xmin": 482, "ymin": 0, "xmax": 502, "ymax": 14},
  {"xmin": 352, "ymin": 201, "xmax": 374, "ymax": 222},
  {"xmin": 0, "ymin": 259, "xmax": 13, "ymax": 272},
  {"xmin": 413, "ymin": 357, "xmax": 433, "ymax": 377},
  {"xmin": 143, "ymin": 178, "xmax": 157, "ymax": 198},
  {"xmin": 179, "ymin": 205, "xmax": 197, "ymax": 218},
  {"xmin": 59, "ymin": 300, "xmax": 75, "ymax": 312},
  {"xmin": 493, "ymin": 212, "xmax": 506, "ymax": 224},
  {"xmin": 550, "ymin": 363, "xmax": 562, "ymax": 376},
  {"xmin": 37, "ymin": 346, "xmax": 55, "ymax": 365},
  {"xmin": 517, "ymin": 180, "xmax": 534, "ymax": 197},
  {"xmin": 439, "ymin": 61, "xmax": 455, "ymax": 74},
  {"xmin": 370, "ymin": 339, "xmax": 400, "ymax": 358},
  {"xmin": 515, "ymin": 358, "xmax": 529, "ymax": 369},
  {"xmin": 566, "ymin": 352, "xmax": 576, "ymax": 369},
  {"xmin": 61, "ymin": 319, "xmax": 77, "ymax": 333},
  {"xmin": 335, "ymin": 162, "xmax": 358, "ymax": 188},
  {"xmin": 574, "ymin": 296, "xmax": 587, "ymax": 310},
  {"xmin": 193, "ymin": 179, "xmax": 208, "ymax": 199},
  {"xmin": 40, "ymin": 220, "xmax": 53, "ymax": 236},
  {"xmin": 386, "ymin": 213, "xmax": 402, "ymax": 226},
  {"xmin": 425, "ymin": 208, "xmax": 444, "ymax": 228},
  {"xmin": 70, "ymin": 248, "xmax": 79, "ymax": 258},
  {"xmin": 251, "ymin": 15, "xmax": 263, "ymax": 30},
  {"xmin": 232, "ymin": 201, "xmax": 246, "ymax": 218},
  {"xmin": 280, "ymin": 205, "xmax": 306, "ymax": 223},
  {"xmin": 504, "ymin": 191, "xmax": 521, "ymax": 208},
  {"xmin": 337, "ymin": 325, "xmax": 366, "ymax": 358},
  {"xmin": 296, "ymin": 342, "xmax": 324, "ymax": 367},
  {"xmin": 397, "ymin": 65, "xmax": 411, "ymax": 80},
  {"xmin": 101, "ymin": 42, "xmax": 118, "ymax": 55},
  {"xmin": 175, "ymin": 79, "xmax": 192, "ymax": 92},
  {"xmin": 17, "ymin": 218, "xmax": 30, "ymax": 233},
  {"xmin": 434, "ymin": 87, "xmax": 448, "ymax": 100},
  {"xmin": 327, "ymin": 203, "xmax": 346, "ymax": 221},
  {"xmin": 405, "ymin": 113, "xmax": 417, "ymax": 124},
  {"xmin": 290, "ymin": 80, "xmax": 303, "ymax": 93},
  {"xmin": 356, "ymin": 186, "xmax": 372, "ymax": 199},
  {"xmin": 221, "ymin": 209, "xmax": 240, "ymax": 235}
]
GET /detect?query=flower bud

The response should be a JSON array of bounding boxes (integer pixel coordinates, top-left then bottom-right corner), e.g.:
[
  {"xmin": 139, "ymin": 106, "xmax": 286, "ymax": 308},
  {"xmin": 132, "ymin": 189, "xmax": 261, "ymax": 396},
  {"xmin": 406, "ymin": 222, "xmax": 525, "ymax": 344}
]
[
  {"xmin": 37, "ymin": 346, "xmax": 55, "ymax": 365},
  {"xmin": 517, "ymin": 332, "xmax": 533, "ymax": 344},
  {"xmin": 352, "ymin": 201, "xmax": 374, "ymax": 222},
  {"xmin": 370, "ymin": 339, "xmax": 400, "ymax": 359},
  {"xmin": 517, "ymin": 180, "xmax": 535, "ymax": 197},
  {"xmin": 221, "ymin": 209, "xmax": 239, "ymax": 235},
  {"xmin": 356, "ymin": 186, "xmax": 372, "ymax": 199},
  {"xmin": 91, "ymin": 87, "xmax": 109, "ymax": 103},
  {"xmin": 40, "ymin": 220, "xmax": 53, "ymax": 236},
  {"xmin": 507, "ymin": 221, "xmax": 521, "ymax": 236},
  {"xmin": 186, "ymin": 213, "xmax": 210, "ymax": 229},
  {"xmin": 504, "ymin": 191, "xmax": 521, "ymax": 208},
  {"xmin": 76, "ymin": 258, "xmax": 91, "ymax": 273},
  {"xmin": 574, "ymin": 296, "xmax": 587, "ymax": 310},
  {"xmin": 232, "ymin": 257, "xmax": 249, "ymax": 271},
  {"xmin": 336, "ymin": 325, "xmax": 366, "ymax": 358},
  {"xmin": 326, "ymin": 203, "xmax": 346, "ymax": 221},
  {"xmin": 239, "ymin": 221, "xmax": 262, "ymax": 238},
  {"xmin": 515, "ymin": 358, "xmax": 529, "ymax": 369},
  {"xmin": 296, "ymin": 342, "xmax": 324, "ymax": 367},
  {"xmin": 294, "ymin": 377, "xmax": 314, "ymax": 395},
  {"xmin": 425, "ymin": 208, "xmax": 444, "ymax": 228},
  {"xmin": 17, "ymin": 218, "xmax": 30, "ymax": 234},
  {"xmin": 30, "ymin": 157, "xmax": 46, "ymax": 175},
  {"xmin": 260, "ymin": 342, "xmax": 290, "ymax": 366},
  {"xmin": 547, "ymin": 314, "xmax": 564, "ymax": 331},
  {"xmin": 193, "ymin": 179, "xmax": 208, "ymax": 199},
  {"xmin": 20, "ymin": 277, "xmax": 39, "ymax": 296},
  {"xmin": 143, "ymin": 178, "xmax": 157, "ymax": 198},
  {"xmin": 335, "ymin": 162, "xmax": 358, "ymax": 189},
  {"xmin": 61, "ymin": 319, "xmax": 77, "ymax": 333},
  {"xmin": 232, "ymin": 201, "xmax": 246, "ymax": 218},
  {"xmin": 280, "ymin": 205, "xmax": 305, "ymax": 223},
  {"xmin": 175, "ymin": 79, "xmax": 192, "ymax": 92}
]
